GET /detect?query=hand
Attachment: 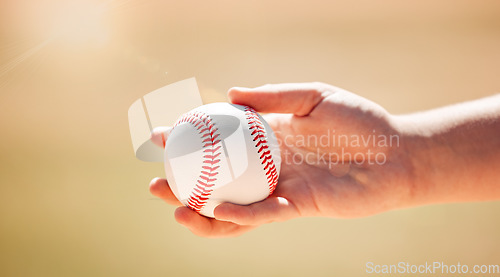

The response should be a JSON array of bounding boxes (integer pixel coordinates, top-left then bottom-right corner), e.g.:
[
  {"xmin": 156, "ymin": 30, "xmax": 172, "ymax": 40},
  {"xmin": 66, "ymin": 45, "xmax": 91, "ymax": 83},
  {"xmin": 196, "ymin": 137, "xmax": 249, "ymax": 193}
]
[{"xmin": 149, "ymin": 82, "xmax": 417, "ymax": 237}]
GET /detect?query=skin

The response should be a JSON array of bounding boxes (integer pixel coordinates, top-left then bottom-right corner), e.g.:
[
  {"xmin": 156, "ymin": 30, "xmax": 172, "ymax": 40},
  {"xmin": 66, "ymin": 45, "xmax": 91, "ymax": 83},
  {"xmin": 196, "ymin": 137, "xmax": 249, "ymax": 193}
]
[{"xmin": 149, "ymin": 83, "xmax": 500, "ymax": 238}]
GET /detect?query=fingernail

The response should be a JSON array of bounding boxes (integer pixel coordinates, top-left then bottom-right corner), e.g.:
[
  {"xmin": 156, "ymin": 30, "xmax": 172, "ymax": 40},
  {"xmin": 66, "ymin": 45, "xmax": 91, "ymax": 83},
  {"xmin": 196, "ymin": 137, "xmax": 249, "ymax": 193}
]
[{"xmin": 230, "ymin": 86, "xmax": 250, "ymax": 92}]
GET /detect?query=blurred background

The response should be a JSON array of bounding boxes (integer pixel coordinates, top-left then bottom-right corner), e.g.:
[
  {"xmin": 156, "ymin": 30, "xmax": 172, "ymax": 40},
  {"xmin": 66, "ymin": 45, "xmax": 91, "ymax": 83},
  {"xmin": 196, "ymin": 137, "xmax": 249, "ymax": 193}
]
[{"xmin": 1, "ymin": 0, "xmax": 499, "ymax": 276}]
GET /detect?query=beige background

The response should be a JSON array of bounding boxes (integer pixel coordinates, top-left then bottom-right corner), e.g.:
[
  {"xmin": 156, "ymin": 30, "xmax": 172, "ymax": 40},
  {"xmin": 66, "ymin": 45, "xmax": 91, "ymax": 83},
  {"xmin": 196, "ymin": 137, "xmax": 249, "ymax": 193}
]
[{"xmin": 1, "ymin": 0, "xmax": 499, "ymax": 276}]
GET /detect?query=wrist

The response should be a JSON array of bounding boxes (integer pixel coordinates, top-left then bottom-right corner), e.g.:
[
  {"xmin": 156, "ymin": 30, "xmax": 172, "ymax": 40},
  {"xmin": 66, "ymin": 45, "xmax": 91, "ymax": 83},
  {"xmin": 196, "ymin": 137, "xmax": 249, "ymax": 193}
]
[{"xmin": 390, "ymin": 114, "xmax": 441, "ymax": 208}]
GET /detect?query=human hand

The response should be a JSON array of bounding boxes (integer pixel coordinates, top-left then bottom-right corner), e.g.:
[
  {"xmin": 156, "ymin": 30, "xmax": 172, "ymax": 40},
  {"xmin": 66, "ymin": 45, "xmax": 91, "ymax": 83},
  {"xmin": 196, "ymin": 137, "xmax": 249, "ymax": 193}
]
[{"xmin": 149, "ymin": 82, "xmax": 418, "ymax": 237}]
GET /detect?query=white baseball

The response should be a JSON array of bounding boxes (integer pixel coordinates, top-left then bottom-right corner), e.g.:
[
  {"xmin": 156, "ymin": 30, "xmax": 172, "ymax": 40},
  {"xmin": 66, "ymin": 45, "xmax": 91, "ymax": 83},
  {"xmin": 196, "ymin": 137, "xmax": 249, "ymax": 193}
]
[{"xmin": 164, "ymin": 103, "xmax": 281, "ymax": 218}]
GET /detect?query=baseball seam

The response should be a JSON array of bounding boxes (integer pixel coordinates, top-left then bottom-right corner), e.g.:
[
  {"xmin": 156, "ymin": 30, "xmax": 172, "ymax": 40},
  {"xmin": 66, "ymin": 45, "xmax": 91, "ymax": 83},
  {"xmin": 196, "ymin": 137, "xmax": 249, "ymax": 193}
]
[
  {"xmin": 173, "ymin": 111, "xmax": 222, "ymax": 213},
  {"xmin": 244, "ymin": 106, "xmax": 279, "ymax": 195}
]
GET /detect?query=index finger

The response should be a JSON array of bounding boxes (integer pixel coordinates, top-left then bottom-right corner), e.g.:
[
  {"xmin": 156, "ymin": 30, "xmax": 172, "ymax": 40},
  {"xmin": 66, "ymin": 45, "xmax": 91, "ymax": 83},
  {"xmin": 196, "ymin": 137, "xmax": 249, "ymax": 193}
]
[{"xmin": 150, "ymin": 126, "xmax": 172, "ymax": 148}]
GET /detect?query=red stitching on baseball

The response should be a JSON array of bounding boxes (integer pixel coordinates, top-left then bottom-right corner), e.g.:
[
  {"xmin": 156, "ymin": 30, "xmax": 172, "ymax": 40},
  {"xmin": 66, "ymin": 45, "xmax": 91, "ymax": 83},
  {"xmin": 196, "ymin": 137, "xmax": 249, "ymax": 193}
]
[
  {"xmin": 244, "ymin": 106, "xmax": 279, "ymax": 195},
  {"xmin": 173, "ymin": 111, "xmax": 222, "ymax": 213}
]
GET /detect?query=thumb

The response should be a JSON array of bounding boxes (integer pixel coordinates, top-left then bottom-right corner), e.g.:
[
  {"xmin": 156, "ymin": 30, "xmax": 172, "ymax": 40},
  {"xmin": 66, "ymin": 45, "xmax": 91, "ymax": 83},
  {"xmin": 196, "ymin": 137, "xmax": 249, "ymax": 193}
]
[
  {"xmin": 150, "ymin": 126, "xmax": 172, "ymax": 148},
  {"xmin": 228, "ymin": 83, "xmax": 332, "ymax": 116}
]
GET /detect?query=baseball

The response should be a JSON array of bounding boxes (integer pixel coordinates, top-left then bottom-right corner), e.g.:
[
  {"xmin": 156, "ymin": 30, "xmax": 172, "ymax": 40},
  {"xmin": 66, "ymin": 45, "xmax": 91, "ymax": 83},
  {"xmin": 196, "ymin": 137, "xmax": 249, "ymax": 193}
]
[{"xmin": 164, "ymin": 103, "xmax": 281, "ymax": 218}]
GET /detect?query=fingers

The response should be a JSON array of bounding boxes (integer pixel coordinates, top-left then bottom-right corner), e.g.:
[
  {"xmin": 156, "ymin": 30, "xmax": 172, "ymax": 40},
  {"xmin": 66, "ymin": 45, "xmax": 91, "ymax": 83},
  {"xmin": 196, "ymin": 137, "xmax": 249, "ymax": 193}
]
[
  {"xmin": 150, "ymin": 126, "xmax": 172, "ymax": 148},
  {"xmin": 213, "ymin": 196, "xmax": 301, "ymax": 225},
  {"xmin": 228, "ymin": 83, "xmax": 333, "ymax": 116},
  {"xmin": 149, "ymin": 177, "xmax": 182, "ymax": 206},
  {"xmin": 152, "ymin": 184, "xmax": 296, "ymax": 237},
  {"xmin": 150, "ymin": 179, "xmax": 257, "ymax": 237},
  {"xmin": 175, "ymin": 207, "xmax": 256, "ymax": 238}
]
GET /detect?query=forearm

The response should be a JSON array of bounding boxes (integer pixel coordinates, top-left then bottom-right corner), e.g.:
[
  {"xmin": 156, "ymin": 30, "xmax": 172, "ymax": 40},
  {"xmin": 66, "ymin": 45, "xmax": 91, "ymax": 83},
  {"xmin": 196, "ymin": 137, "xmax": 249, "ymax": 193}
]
[{"xmin": 396, "ymin": 94, "xmax": 500, "ymax": 206}]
